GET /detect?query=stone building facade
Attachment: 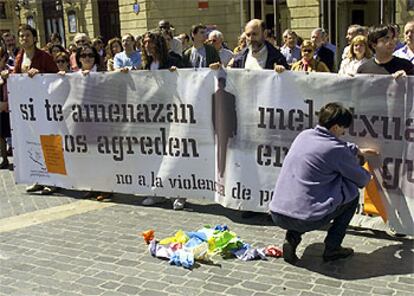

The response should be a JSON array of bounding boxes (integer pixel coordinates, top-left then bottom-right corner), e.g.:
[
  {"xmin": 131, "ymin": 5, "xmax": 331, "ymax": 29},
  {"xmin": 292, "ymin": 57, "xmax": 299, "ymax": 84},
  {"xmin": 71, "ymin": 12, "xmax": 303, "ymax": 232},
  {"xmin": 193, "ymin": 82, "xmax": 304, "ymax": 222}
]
[{"xmin": 1, "ymin": 0, "xmax": 413, "ymax": 54}]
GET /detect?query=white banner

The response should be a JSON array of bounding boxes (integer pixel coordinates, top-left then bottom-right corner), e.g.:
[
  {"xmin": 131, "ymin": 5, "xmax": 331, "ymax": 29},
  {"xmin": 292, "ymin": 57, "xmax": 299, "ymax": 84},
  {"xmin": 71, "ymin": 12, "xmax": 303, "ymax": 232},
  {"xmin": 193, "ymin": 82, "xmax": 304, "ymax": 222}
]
[{"xmin": 8, "ymin": 69, "xmax": 414, "ymax": 235}]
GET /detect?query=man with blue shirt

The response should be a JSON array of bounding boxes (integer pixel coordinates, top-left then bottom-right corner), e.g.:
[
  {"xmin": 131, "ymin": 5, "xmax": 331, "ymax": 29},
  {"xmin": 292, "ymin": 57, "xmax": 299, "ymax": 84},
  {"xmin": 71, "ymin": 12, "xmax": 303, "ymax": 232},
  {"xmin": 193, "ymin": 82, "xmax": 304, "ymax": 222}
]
[
  {"xmin": 269, "ymin": 103, "xmax": 375, "ymax": 264},
  {"xmin": 280, "ymin": 29, "xmax": 301, "ymax": 65},
  {"xmin": 114, "ymin": 33, "xmax": 141, "ymax": 71}
]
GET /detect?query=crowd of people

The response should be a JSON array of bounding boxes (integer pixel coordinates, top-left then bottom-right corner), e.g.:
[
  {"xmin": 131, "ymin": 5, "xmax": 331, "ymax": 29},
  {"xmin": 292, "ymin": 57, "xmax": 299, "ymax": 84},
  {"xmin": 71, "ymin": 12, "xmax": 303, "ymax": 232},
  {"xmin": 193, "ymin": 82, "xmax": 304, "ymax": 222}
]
[{"xmin": 0, "ymin": 18, "xmax": 413, "ymax": 263}]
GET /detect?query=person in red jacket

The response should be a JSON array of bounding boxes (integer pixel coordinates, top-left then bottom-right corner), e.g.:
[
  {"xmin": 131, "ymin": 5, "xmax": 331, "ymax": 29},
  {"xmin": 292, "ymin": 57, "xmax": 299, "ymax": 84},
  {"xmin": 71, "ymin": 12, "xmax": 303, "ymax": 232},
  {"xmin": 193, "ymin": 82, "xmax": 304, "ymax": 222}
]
[
  {"xmin": 13, "ymin": 24, "xmax": 58, "ymax": 75},
  {"xmin": 12, "ymin": 24, "xmax": 58, "ymax": 195}
]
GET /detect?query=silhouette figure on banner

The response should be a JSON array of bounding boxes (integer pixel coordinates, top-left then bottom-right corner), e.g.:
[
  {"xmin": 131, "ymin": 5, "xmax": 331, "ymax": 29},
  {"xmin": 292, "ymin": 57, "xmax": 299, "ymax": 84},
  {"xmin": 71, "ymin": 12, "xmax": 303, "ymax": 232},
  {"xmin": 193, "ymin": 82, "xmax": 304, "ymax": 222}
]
[{"xmin": 212, "ymin": 77, "xmax": 237, "ymax": 178}]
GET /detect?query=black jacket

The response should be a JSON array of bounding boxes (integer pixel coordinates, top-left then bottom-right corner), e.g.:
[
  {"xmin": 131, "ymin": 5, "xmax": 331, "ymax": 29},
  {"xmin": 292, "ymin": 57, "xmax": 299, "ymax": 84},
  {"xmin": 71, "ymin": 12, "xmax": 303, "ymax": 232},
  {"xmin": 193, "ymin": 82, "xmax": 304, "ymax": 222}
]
[
  {"xmin": 231, "ymin": 41, "xmax": 289, "ymax": 70},
  {"xmin": 315, "ymin": 45, "xmax": 334, "ymax": 72}
]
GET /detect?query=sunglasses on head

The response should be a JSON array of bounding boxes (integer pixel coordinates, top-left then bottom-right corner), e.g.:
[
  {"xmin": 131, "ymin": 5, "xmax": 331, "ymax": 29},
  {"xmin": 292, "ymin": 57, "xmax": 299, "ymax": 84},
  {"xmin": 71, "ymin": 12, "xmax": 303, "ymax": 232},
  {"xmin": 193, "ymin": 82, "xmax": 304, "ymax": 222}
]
[
  {"xmin": 80, "ymin": 53, "xmax": 95, "ymax": 58},
  {"xmin": 56, "ymin": 59, "xmax": 67, "ymax": 64}
]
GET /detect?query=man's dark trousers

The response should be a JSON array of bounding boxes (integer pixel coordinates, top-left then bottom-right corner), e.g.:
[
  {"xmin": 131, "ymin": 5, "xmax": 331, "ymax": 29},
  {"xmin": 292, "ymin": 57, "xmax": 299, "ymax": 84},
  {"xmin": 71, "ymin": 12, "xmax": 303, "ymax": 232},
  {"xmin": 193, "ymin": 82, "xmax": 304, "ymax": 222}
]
[{"xmin": 271, "ymin": 197, "xmax": 359, "ymax": 250}]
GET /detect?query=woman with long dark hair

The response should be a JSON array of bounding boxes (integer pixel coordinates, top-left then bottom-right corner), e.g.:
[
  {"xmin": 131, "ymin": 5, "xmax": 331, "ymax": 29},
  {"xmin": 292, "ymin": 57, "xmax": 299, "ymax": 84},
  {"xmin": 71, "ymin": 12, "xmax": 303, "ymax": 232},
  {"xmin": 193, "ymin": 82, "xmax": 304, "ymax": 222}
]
[
  {"xmin": 141, "ymin": 30, "xmax": 183, "ymax": 70},
  {"xmin": 75, "ymin": 44, "xmax": 101, "ymax": 75}
]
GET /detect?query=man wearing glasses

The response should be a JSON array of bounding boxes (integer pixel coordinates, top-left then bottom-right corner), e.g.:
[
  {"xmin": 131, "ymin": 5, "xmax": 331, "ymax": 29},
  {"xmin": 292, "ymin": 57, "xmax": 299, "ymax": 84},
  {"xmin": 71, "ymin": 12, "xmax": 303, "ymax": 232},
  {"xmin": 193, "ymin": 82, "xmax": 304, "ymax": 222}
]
[
  {"xmin": 158, "ymin": 20, "xmax": 183, "ymax": 57},
  {"xmin": 230, "ymin": 19, "xmax": 288, "ymax": 72},
  {"xmin": 207, "ymin": 30, "xmax": 233, "ymax": 67}
]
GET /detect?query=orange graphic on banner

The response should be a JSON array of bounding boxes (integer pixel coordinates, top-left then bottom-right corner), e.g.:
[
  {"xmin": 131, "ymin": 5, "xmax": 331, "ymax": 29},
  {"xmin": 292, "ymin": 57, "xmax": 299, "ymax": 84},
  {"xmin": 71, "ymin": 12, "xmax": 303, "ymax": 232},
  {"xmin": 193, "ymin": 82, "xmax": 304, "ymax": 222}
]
[
  {"xmin": 363, "ymin": 162, "xmax": 387, "ymax": 222},
  {"xmin": 40, "ymin": 135, "xmax": 67, "ymax": 175}
]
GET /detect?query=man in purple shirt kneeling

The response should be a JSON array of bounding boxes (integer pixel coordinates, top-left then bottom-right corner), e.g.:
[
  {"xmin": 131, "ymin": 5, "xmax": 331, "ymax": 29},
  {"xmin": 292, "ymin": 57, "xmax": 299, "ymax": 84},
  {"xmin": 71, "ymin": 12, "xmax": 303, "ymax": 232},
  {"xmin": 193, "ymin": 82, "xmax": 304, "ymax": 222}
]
[{"xmin": 269, "ymin": 103, "xmax": 376, "ymax": 264}]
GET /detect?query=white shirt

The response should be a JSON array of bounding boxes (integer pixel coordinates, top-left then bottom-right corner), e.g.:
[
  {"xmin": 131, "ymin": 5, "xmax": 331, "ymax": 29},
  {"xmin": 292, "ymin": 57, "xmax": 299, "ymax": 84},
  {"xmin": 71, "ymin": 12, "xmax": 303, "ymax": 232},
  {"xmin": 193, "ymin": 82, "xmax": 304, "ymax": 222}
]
[
  {"xmin": 150, "ymin": 61, "xmax": 160, "ymax": 70},
  {"xmin": 338, "ymin": 57, "xmax": 368, "ymax": 75},
  {"xmin": 394, "ymin": 45, "xmax": 414, "ymax": 64},
  {"xmin": 21, "ymin": 52, "xmax": 32, "ymax": 73},
  {"xmin": 190, "ymin": 46, "xmax": 207, "ymax": 68},
  {"xmin": 342, "ymin": 45, "xmax": 350, "ymax": 60},
  {"xmin": 171, "ymin": 38, "xmax": 183, "ymax": 57},
  {"xmin": 245, "ymin": 45, "xmax": 268, "ymax": 70},
  {"xmin": 218, "ymin": 48, "xmax": 233, "ymax": 67}
]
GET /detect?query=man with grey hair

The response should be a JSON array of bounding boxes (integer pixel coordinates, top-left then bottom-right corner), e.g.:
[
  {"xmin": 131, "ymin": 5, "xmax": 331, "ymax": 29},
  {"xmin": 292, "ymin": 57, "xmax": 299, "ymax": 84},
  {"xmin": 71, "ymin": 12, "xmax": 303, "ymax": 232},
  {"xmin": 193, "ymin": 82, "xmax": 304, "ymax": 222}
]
[
  {"xmin": 280, "ymin": 29, "xmax": 301, "ymax": 65},
  {"xmin": 208, "ymin": 30, "xmax": 233, "ymax": 67},
  {"xmin": 311, "ymin": 27, "xmax": 334, "ymax": 71},
  {"xmin": 342, "ymin": 24, "xmax": 367, "ymax": 59},
  {"xmin": 70, "ymin": 33, "xmax": 91, "ymax": 71}
]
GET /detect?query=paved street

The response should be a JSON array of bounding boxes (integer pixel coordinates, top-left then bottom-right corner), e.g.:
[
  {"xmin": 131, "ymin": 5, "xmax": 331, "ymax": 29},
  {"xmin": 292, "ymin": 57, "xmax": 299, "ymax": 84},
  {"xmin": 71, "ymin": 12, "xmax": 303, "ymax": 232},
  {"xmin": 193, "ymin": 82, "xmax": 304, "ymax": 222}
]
[{"xmin": 0, "ymin": 167, "xmax": 413, "ymax": 296}]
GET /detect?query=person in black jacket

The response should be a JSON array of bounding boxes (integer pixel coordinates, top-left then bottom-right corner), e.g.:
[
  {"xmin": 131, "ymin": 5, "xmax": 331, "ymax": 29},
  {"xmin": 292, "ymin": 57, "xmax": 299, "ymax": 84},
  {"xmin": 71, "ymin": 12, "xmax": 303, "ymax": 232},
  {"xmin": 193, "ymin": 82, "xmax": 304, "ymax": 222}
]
[
  {"xmin": 311, "ymin": 28, "xmax": 335, "ymax": 72},
  {"xmin": 141, "ymin": 30, "xmax": 184, "ymax": 70},
  {"xmin": 229, "ymin": 19, "xmax": 289, "ymax": 72}
]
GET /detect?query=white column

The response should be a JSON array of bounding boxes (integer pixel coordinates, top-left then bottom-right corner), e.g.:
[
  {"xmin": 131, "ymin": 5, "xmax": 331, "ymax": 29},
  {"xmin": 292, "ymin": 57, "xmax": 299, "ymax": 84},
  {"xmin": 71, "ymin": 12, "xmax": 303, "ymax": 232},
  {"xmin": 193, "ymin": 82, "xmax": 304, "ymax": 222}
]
[
  {"xmin": 240, "ymin": 0, "xmax": 245, "ymax": 33},
  {"xmin": 261, "ymin": 0, "xmax": 265, "ymax": 20}
]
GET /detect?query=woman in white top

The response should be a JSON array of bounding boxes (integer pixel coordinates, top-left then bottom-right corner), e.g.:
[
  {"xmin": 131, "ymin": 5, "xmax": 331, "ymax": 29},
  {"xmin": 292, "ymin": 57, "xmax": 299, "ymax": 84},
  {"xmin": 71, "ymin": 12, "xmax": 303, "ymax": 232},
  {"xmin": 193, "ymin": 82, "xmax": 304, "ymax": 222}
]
[{"xmin": 339, "ymin": 35, "xmax": 372, "ymax": 75}]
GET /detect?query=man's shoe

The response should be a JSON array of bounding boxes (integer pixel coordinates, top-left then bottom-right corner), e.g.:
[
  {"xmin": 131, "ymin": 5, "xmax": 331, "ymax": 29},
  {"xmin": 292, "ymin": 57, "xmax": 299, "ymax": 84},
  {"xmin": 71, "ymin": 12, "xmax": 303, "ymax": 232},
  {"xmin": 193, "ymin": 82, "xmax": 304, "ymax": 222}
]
[
  {"xmin": 142, "ymin": 196, "xmax": 166, "ymax": 206},
  {"xmin": 283, "ymin": 239, "xmax": 299, "ymax": 264},
  {"xmin": 96, "ymin": 192, "xmax": 112, "ymax": 201},
  {"xmin": 26, "ymin": 183, "xmax": 44, "ymax": 193},
  {"xmin": 173, "ymin": 198, "xmax": 186, "ymax": 210},
  {"xmin": 323, "ymin": 246, "xmax": 354, "ymax": 262}
]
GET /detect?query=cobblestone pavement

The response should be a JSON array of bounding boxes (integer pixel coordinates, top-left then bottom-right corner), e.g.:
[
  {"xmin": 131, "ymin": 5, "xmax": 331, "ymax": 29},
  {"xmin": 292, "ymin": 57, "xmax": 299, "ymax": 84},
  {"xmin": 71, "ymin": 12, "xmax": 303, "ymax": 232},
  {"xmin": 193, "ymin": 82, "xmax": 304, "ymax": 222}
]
[{"xmin": 0, "ymin": 168, "xmax": 413, "ymax": 296}]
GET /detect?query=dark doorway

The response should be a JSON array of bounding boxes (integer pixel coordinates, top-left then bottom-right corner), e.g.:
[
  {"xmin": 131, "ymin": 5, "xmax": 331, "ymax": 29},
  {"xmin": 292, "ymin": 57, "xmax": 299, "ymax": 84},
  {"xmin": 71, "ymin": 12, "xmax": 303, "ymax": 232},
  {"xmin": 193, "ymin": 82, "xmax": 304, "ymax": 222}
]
[
  {"xmin": 98, "ymin": 0, "xmax": 121, "ymax": 43},
  {"xmin": 42, "ymin": 0, "xmax": 65, "ymax": 47},
  {"xmin": 351, "ymin": 9, "xmax": 365, "ymax": 25}
]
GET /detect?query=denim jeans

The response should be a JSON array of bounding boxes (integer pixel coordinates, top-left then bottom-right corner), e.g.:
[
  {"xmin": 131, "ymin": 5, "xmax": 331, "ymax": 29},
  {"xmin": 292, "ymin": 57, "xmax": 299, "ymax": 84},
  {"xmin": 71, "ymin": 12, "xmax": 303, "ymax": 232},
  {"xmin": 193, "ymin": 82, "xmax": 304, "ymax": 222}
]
[{"xmin": 270, "ymin": 197, "xmax": 359, "ymax": 250}]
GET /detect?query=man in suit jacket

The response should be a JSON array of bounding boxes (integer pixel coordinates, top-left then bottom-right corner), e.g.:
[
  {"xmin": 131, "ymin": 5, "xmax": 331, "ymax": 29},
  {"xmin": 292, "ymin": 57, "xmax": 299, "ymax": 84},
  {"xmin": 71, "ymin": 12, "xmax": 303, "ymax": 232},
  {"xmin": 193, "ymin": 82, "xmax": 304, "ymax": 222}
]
[
  {"xmin": 311, "ymin": 28, "xmax": 335, "ymax": 72},
  {"xmin": 182, "ymin": 24, "xmax": 220, "ymax": 68}
]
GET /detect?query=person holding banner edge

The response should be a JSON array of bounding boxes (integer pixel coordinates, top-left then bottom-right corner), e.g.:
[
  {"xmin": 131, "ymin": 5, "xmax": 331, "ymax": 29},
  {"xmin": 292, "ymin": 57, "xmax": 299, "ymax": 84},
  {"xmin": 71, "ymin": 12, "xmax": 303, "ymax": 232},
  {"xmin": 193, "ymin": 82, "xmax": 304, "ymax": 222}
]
[
  {"xmin": 229, "ymin": 19, "xmax": 289, "ymax": 72},
  {"xmin": 10, "ymin": 24, "xmax": 59, "ymax": 195},
  {"xmin": 269, "ymin": 102, "xmax": 378, "ymax": 264},
  {"xmin": 357, "ymin": 24, "xmax": 414, "ymax": 76}
]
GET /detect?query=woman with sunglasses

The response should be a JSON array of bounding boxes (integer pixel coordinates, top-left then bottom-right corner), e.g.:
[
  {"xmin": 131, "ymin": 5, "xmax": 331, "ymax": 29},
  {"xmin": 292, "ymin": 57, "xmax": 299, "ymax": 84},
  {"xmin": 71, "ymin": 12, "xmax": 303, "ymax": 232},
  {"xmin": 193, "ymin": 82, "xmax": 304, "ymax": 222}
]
[
  {"xmin": 75, "ymin": 44, "xmax": 100, "ymax": 75},
  {"xmin": 291, "ymin": 40, "xmax": 330, "ymax": 72},
  {"xmin": 54, "ymin": 52, "xmax": 70, "ymax": 72},
  {"xmin": 76, "ymin": 45, "xmax": 111, "ymax": 200},
  {"xmin": 339, "ymin": 35, "xmax": 372, "ymax": 75}
]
